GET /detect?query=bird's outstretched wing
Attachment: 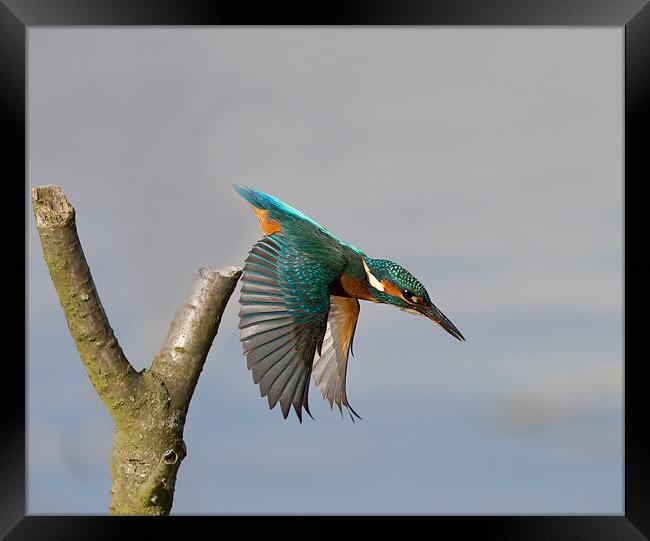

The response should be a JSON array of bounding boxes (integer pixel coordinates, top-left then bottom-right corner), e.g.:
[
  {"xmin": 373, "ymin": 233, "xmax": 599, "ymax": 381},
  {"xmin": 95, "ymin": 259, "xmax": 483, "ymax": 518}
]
[
  {"xmin": 312, "ymin": 296, "xmax": 361, "ymax": 421},
  {"xmin": 238, "ymin": 234, "xmax": 341, "ymax": 421}
]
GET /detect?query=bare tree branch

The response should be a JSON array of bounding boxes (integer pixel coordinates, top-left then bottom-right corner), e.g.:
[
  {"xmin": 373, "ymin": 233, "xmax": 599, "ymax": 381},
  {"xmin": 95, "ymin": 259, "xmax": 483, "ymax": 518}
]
[
  {"xmin": 32, "ymin": 185, "xmax": 140, "ymax": 412},
  {"xmin": 151, "ymin": 266, "xmax": 242, "ymax": 413},
  {"xmin": 32, "ymin": 184, "xmax": 242, "ymax": 515}
]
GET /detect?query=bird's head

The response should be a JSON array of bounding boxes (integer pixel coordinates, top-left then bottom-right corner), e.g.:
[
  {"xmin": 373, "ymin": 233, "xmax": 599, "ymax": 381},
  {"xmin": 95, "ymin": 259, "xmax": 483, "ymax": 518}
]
[{"xmin": 361, "ymin": 257, "xmax": 465, "ymax": 341}]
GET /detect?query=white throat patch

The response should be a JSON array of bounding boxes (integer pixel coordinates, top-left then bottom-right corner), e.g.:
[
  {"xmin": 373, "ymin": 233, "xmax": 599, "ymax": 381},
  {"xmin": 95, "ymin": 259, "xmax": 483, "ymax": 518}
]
[{"xmin": 362, "ymin": 259, "xmax": 385, "ymax": 292}]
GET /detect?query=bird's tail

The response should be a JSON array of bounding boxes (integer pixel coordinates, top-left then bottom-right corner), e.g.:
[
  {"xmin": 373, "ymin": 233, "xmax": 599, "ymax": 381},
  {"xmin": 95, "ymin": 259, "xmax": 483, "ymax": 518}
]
[
  {"xmin": 233, "ymin": 184, "xmax": 336, "ymax": 240},
  {"xmin": 233, "ymin": 185, "xmax": 277, "ymax": 211}
]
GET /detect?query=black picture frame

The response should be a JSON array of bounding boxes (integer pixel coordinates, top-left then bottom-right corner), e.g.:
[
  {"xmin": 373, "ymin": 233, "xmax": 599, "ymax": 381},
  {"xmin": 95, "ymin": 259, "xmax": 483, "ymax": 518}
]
[{"xmin": 5, "ymin": 1, "xmax": 649, "ymax": 538}]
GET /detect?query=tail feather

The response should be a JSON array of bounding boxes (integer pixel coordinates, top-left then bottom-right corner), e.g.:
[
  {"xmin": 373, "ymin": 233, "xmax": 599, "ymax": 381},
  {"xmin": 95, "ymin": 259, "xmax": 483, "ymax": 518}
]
[
  {"xmin": 233, "ymin": 184, "xmax": 271, "ymax": 211},
  {"xmin": 233, "ymin": 184, "xmax": 324, "ymax": 233}
]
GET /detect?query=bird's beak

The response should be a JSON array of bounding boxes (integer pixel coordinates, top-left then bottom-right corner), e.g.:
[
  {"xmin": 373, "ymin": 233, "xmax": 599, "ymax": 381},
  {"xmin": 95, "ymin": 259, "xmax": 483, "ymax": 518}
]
[{"xmin": 420, "ymin": 303, "xmax": 465, "ymax": 341}]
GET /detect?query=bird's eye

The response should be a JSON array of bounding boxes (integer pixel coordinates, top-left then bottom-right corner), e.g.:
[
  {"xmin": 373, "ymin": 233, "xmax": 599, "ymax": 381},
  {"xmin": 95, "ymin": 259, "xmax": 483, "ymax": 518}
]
[{"xmin": 402, "ymin": 289, "xmax": 414, "ymax": 302}]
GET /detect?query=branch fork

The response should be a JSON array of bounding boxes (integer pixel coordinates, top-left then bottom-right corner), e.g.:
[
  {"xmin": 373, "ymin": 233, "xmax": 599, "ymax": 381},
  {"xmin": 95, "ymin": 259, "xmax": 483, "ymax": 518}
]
[{"xmin": 32, "ymin": 185, "xmax": 242, "ymax": 515}]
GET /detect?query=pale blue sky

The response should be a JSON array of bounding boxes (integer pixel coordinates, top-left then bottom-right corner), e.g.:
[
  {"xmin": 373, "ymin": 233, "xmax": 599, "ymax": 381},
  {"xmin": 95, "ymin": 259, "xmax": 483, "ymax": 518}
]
[{"xmin": 27, "ymin": 28, "xmax": 623, "ymax": 514}]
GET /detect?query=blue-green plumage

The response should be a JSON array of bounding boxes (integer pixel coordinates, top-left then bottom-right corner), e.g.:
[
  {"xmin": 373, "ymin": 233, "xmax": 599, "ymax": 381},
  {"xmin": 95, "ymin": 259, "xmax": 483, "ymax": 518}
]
[{"xmin": 235, "ymin": 185, "xmax": 464, "ymax": 422}]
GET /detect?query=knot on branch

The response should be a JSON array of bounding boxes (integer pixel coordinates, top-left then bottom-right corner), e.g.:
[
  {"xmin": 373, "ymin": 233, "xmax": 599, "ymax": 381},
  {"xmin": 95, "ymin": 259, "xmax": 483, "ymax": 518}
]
[
  {"xmin": 32, "ymin": 185, "xmax": 75, "ymax": 228},
  {"xmin": 135, "ymin": 442, "xmax": 188, "ymax": 512},
  {"xmin": 163, "ymin": 449, "xmax": 178, "ymax": 464}
]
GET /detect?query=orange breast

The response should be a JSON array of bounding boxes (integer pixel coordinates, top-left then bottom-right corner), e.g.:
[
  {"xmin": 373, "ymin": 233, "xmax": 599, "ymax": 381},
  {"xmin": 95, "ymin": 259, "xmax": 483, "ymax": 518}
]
[{"xmin": 339, "ymin": 274, "xmax": 375, "ymax": 302}]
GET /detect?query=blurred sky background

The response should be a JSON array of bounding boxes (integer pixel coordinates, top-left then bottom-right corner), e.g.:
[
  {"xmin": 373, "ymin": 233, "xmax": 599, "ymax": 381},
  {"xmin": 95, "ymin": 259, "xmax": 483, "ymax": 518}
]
[{"xmin": 27, "ymin": 28, "xmax": 623, "ymax": 514}]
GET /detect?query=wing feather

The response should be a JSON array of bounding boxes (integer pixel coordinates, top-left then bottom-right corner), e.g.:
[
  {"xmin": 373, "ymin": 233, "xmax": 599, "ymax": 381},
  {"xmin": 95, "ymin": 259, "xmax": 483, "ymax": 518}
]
[
  {"xmin": 238, "ymin": 234, "xmax": 337, "ymax": 421},
  {"xmin": 312, "ymin": 296, "xmax": 361, "ymax": 420}
]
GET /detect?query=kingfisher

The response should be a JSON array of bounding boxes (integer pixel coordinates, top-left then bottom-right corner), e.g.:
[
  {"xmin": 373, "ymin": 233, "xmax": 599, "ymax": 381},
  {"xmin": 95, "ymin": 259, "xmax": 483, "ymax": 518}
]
[{"xmin": 234, "ymin": 185, "xmax": 464, "ymax": 422}]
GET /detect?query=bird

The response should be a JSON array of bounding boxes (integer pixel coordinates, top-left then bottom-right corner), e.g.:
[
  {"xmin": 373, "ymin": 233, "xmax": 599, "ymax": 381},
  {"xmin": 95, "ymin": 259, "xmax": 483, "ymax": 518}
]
[{"xmin": 234, "ymin": 185, "xmax": 464, "ymax": 422}]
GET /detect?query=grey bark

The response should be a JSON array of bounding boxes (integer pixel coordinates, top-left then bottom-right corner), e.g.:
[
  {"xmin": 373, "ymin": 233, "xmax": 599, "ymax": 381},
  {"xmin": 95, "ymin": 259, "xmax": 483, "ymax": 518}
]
[{"xmin": 31, "ymin": 185, "xmax": 242, "ymax": 515}]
